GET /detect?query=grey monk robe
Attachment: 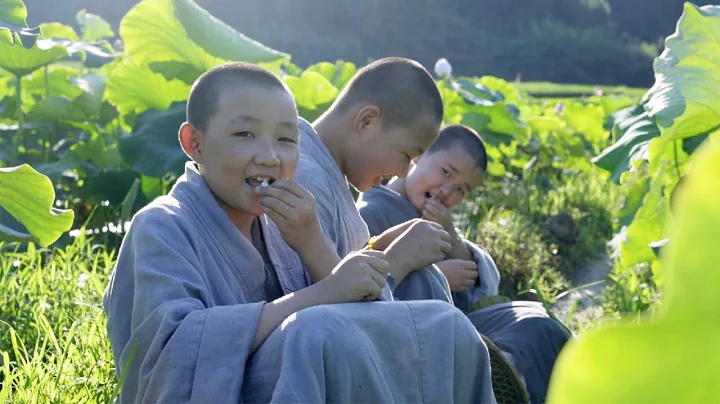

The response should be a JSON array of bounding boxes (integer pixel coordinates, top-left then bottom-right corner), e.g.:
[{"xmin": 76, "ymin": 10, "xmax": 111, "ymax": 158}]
[
  {"xmin": 357, "ymin": 184, "xmax": 571, "ymax": 404},
  {"xmin": 357, "ymin": 184, "xmax": 500, "ymax": 310},
  {"xmin": 103, "ymin": 162, "xmax": 498, "ymax": 403},
  {"xmin": 294, "ymin": 118, "xmax": 452, "ymax": 302}
]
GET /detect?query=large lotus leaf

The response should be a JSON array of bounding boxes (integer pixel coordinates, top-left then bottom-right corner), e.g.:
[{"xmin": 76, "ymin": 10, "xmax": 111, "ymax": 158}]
[
  {"xmin": 306, "ymin": 60, "xmax": 357, "ymax": 90},
  {"xmin": 644, "ymin": 4, "xmax": 720, "ymax": 142},
  {"xmin": 73, "ymin": 73, "xmax": 106, "ymax": 118},
  {"xmin": 592, "ymin": 104, "xmax": 661, "ymax": 182},
  {"xmin": 0, "ymin": 0, "xmax": 26, "ymax": 28},
  {"xmin": 107, "ymin": 58, "xmax": 190, "ymax": 114},
  {"xmin": 0, "ymin": 38, "xmax": 67, "ymax": 76},
  {"xmin": 120, "ymin": 0, "xmax": 289, "ymax": 80},
  {"xmin": 119, "ymin": 102, "xmax": 188, "ymax": 177},
  {"xmin": 76, "ymin": 9, "xmax": 114, "ymax": 41},
  {"xmin": 562, "ymin": 101, "xmax": 608, "ymax": 145},
  {"xmin": 23, "ymin": 65, "xmax": 82, "ymax": 98},
  {"xmin": 470, "ymin": 102, "xmax": 528, "ymax": 141},
  {"xmin": 0, "ymin": 164, "xmax": 74, "ymax": 246},
  {"xmin": 65, "ymin": 40, "xmax": 118, "ymax": 68},
  {"xmin": 477, "ymin": 76, "xmax": 520, "ymax": 104},
  {"xmin": 547, "ymin": 137, "xmax": 720, "ymax": 404},
  {"xmin": 148, "ymin": 60, "xmax": 202, "ymax": 85},
  {"xmin": 284, "ymin": 70, "xmax": 339, "ymax": 111},
  {"xmin": 39, "ymin": 22, "xmax": 79, "ymax": 41},
  {"xmin": 27, "ymin": 96, "xmax": 87, "ymax": 122}
]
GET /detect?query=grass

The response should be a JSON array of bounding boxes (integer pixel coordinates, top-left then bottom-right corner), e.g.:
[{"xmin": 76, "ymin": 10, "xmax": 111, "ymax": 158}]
[
  {"xmin": 0, "ymin": 234, "xmax": 119, "ymax": 403},
  {"xmin": 454, "ymin": 166, "xmax": 618, "ymax": 301}
]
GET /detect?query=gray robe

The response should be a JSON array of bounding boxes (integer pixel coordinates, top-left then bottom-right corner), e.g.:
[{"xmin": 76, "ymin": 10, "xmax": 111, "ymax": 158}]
[
  {"xmin": 103, "ymin": 161, "xmax": 498, "ymax": 403},
  {"xmin": 294, "ymin": 118, "xmax": 453, "ymax": 302},
  {"xmin": 357, "ymin": 185, "xmax": 500, "ymax": 311},
  {"xmin": 356, "ymin": 184, "xmax": 570, "ymax": 404}
]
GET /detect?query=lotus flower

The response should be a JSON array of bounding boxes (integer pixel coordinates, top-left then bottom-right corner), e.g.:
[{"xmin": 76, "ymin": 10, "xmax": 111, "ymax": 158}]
[{"xmin": 434, "ymin": 58, "xmax": 452, "ymax": 78}]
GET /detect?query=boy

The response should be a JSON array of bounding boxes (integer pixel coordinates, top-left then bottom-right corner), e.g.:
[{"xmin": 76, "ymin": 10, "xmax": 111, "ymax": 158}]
[
  {"xmin": 103, "ymin": 62, "xmax": 496, "ymax": 403},
  {"xmin": 261, "ymin": 57, "xmax": 458, "ymax": 301},
  {"xmin": 356, "ymin": 124, "xmax": 571, "ymax": 404}
]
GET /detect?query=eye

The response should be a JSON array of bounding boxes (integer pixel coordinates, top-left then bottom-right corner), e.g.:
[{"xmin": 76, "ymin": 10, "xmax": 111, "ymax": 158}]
[
  {"xmin": 403, "ymin": 153, "xmax": 411, "ymax": 162},
  {"xmin": 458, "ymin": 187, "xmax": 466, "ymax": 196},
  {"xmin": 233, "ymin": 131, "xmax": 253, "ymax": 138},
  {"xmin": 279, "ymin": 136, "xmax": 297, "ymax": 144},
  {"xmin": 442, "ymin": 168, "xmax": 450, "ymax": 177}
]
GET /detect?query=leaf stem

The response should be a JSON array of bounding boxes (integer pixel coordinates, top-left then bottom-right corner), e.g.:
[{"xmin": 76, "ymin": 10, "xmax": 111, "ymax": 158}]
[
  {"xmin": 673, "ymin": 140, "xmax": 681, "ymax": 181},
  {"xmin": 14, "ymin": 75, "xmax": 24, "ymax": 165}
]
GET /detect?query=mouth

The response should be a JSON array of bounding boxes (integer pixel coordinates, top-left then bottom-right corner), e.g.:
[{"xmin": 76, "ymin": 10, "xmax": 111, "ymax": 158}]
[
  {"xmin": 425, "ymin": 191, "xmax": 441, "ymax": 201},
  {"xmin": 246, "ymin": 175, "xmax": 276, "ymax": 188}
]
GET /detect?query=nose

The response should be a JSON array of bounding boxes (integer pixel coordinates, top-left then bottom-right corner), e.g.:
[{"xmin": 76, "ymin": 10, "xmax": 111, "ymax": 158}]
[
  {"xmin": 439, "ymin": 183, "xmax": 453, "ymax": 198},
  {"xmin": 254, "ymin": 139, "xmax": 280, "ymax": 166}
]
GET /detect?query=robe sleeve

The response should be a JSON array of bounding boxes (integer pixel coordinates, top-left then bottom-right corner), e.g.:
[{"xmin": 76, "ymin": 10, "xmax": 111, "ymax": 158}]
[
  {"xmin": 103, "ymin": 205, "xmax": 265, "ymax": 403},
  {"xmin": 452, "ymin": 237, "xmax": 501, "ymax": 311},
  {"xmin": 293, "ymin": 159, "xmax": 340, "ymax": 253},
  {"xmin": 356, "ymin": 197, "xmax": 393, "ymax": 237}
]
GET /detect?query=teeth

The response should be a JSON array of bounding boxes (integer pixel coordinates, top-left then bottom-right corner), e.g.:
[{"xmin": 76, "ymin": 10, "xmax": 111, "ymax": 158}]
[{"xmin": 250, "ymin": 176, "xmax": 273, "ymax": 187}]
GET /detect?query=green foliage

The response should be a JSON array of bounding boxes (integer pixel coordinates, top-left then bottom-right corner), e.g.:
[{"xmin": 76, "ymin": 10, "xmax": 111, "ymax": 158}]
[
  {"xmin": 0, "ymin": 237, "xmax": 118, "ymax": 402},
  {"xmin": 0, "ymin": 164, "xmax": 74, "ymax": 246},
  {"xmin": 591, "ymin": 3, "xmax": 720, "ymax": 319},
  {"xmin": 547, "ymin": 127, "xmax": 720, "ymax": 404}
]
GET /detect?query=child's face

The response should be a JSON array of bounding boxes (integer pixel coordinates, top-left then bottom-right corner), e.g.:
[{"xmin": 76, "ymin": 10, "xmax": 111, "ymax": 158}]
[
  {"xmin": 183, "ymin": 84, "xmax": 299, "ymax": 217},
  {"xmin": 404, "ymin": 145, "xmax": 484, "ymax": 213},
  {"xmin": 347, "ymin": 114, "xmax": 438, "ymax": 192}
]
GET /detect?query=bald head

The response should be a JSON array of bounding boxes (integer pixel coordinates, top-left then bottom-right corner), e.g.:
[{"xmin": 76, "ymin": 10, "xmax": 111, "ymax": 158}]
[
  {"xmin": 333, "ymin": 57, "xmax": 444, "ymax": 129},
  {"xmin": 187, "ymin": 61, "xmax": 292, "ymax": 132}
]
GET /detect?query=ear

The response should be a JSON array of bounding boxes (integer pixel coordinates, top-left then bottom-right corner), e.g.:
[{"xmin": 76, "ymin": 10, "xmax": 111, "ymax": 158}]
[
  {"xmin": 352, "ymin": 105, "xmax": 381, "ymax": 137},
  {"xmin": 179, "ymin": 122, "xmax": 204, "ymax": 164}
]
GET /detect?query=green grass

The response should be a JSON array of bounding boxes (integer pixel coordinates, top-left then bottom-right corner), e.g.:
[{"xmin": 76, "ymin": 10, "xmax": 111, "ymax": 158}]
[
  {"xmin": 515, "ymin": 81, "xmax": 648, "ymax": 99},
  {"xmin": 0, "ymin": 234, "xmax": 119, "ymax": 403},
  {"xmin": 454, "ymin": 166, "xmax": 618, "ymax": 301}
]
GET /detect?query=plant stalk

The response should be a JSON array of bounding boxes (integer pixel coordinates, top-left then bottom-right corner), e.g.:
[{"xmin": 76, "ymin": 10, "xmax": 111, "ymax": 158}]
[
  {"xmin": 673, "ymin": 140, "xmax": 681, "ymax": 181},
  {"xmin": 14, "ymin": 75, "xmax": 24, "ymax": 166}
]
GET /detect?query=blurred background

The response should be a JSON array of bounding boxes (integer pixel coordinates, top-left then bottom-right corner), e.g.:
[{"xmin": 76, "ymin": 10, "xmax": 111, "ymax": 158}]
[{"xmin": 25, "ymin": 0, "xmax": 715, "ymax": 87}]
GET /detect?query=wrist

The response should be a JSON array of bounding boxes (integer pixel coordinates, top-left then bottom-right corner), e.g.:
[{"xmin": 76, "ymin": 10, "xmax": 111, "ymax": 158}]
[{"xmin": 384, "ymin": 246, "xmax": 410, "ymax": 284}]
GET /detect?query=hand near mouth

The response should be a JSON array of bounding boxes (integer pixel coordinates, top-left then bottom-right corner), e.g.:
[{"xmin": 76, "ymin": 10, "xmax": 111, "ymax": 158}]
[{"xmin": 255, "ymin": 180, "xmax": 325, "ymax": 257}]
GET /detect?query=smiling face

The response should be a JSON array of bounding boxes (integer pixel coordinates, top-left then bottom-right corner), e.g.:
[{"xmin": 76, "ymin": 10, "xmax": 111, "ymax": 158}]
[
  {"xmin": 344, "ymin": 111, "xmax": 439, "ymax": 192},
  {"xmin": 180, "ymin": 84, "xmax": 299, "ymax": 220},
  {"xmin": 404, "ymin": 144, "xmax": 485, "ymax": 212}
]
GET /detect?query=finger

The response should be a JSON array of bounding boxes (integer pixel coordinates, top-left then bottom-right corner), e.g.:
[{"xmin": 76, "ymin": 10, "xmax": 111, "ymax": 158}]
[
  {"xmin": 365, "ymin": 257, "xmax": 390, "ymax": 277},
  {"xmin": 463, "ymin": 278, "xmax": 476, "ymax": 287},
  {"xmin": 362, "ymin": 249, "xmax": 386, "ymax": 259},
  {"xmin": 463, "ymin": 269, "xmax": 479, "ymax": 279},
  {"xmin": 438, "ymin": 240, "xmax": 453, "ymax": 254},
  {"xmin": 424, "ymin": 199, "xmax": 442, "ymax": 212},
  {"xmin": 436, "ymin": 228, "xmax": 452, "ymax": 243},
  {"xmin": 260, "ymin": 197, "xmax": 293, "ymax": 220},
  {"xmin": 460, "ymin": 261, "xmax": 478, "ymax": 270},
  {"xmin": 256, "ymin": 186, "xmax": 300, "ymax": 208},
  {"xmin": 425, "ymin": 197, "xmax": 445, "ymax": 211},
  {"xmin": 265, "ymin": 179, "xmax": 308, "ymax": 199},
  {"xmin": 368, "ymin": 268, "xmax": 388, "ymax": 288}
]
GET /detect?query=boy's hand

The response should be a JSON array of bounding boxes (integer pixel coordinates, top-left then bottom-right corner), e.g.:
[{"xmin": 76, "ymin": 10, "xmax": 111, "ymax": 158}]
[
  {"xmin": 257, "ymin": 180, "xmax": 324, "ymax": 255},
  {"xmin": 372, "ymin": 219, "xmax": 422, "ymax": 251},
  {"xmin": 421, "ymin": 196, "xmax": 455, "ymax": 235},
  {"xmin": 384, "ymin": 220, "xmax": 453, "ymax": 283},
  {"xmin": 436, "ymin": 259, "xmax": 478, "ymax": 292},
  {"xmin": 422, "ymin": 196, "xmax": 472, "ymax": 261},
  {"xmin": 321, "ymin": 250, "xmax": 390, "ymax": 303}
]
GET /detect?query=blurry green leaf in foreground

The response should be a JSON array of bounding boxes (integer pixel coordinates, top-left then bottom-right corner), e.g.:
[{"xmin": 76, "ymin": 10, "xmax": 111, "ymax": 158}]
[
  {"xmin": 644, "ymin": 3, "xmax": 720, "ymax": 142},
  {"xmin": 119, "ymin": 0, "xmax": 289, "ymax": 80},
  {"xmin": 0, "ymin": 164, "xmax": 74, "ymax": 247},
  {"xmin": 547, "ymin": 137, "xmax": 720, "ymax": 404}
]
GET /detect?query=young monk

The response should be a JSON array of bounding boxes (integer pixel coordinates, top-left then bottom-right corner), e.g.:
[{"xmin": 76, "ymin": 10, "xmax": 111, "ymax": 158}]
[
  {"xmin": 103, "ymin": 62, "xmax": 497, "ymax": 403},
  {"xmin": 356, "ymin": 123, "xmax": 571, "ymax": 404},
  {"xmin": 259, "ymin": 57, "xmax": 459, "ymax": 301}
]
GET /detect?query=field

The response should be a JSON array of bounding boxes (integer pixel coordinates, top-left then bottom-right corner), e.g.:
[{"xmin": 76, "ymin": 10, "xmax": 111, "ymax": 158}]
[{"xmin": 1, "ymin": 0, "xmax": 719, "ymax": 402}]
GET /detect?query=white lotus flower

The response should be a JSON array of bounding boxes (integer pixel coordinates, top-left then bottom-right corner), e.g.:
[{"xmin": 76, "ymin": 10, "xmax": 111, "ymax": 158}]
[{"xmin": 434, "ymin": 58, "xmax": 452, "ymax": 78}]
